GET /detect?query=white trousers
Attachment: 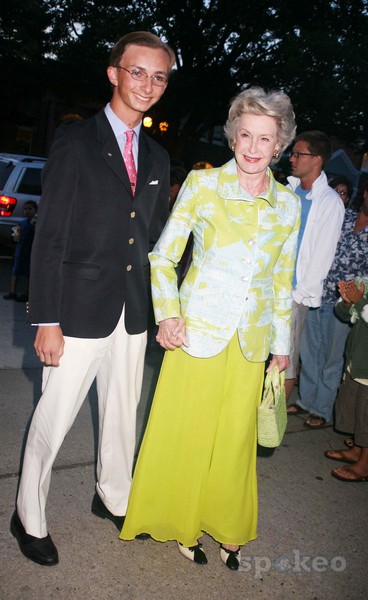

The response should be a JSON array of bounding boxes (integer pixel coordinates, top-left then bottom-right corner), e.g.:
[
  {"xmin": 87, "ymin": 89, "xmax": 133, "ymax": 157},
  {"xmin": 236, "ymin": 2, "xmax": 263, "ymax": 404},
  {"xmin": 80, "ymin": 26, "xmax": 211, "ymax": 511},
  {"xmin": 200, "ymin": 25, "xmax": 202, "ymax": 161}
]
[{"xmin": 17, "ymin": 307, "xmax": 147, "ymax": 538}]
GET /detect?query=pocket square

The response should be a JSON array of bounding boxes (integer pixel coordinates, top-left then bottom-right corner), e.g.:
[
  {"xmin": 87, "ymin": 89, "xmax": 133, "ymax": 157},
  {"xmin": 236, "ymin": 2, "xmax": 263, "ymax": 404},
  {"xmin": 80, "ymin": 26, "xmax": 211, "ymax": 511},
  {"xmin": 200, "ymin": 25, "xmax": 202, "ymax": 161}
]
[{"xmin": 149, "ymin": 180, "xmax": 159, "ymax": 185}]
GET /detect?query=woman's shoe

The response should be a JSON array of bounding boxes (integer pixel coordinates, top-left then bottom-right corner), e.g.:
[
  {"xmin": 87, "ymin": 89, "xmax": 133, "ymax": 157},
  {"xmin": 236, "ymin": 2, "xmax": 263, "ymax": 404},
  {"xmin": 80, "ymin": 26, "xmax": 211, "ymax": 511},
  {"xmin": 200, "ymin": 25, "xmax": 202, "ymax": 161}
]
[
  {"xmin": 220, "ymin": 545, "xmax": 241, "ymax": 570},
  {"xmin": 177, "ymin": 541, "xmax": 208, "ymax": 564}
]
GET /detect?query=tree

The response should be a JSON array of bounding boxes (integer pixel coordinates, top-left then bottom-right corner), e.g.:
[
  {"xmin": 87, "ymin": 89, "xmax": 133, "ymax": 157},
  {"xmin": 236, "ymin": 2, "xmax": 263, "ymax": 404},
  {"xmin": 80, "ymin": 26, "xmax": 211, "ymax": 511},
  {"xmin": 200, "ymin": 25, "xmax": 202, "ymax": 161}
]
[
  {"xmin": 1, "ymin": 0, "xmax": 367, "ymax": 163},
  {"xmin": 0, "ymin": 0, "xmax": 49, "ymax": 123},
  {"xmin": 253, "ymin": 0, "xmax": 368, "ymax": 142}
]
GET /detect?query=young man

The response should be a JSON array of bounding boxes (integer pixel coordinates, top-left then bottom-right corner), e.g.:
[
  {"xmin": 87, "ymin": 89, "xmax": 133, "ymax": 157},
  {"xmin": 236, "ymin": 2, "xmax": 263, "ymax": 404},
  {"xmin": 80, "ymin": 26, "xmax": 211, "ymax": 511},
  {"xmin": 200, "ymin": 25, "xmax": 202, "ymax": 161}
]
[
  {"xmin": 285, "ymin": 131, "xmax": 344, "ymax": 413},
  {"xmin": 11, "ymin": 31, "xmax": 175, "ymax": 566}
]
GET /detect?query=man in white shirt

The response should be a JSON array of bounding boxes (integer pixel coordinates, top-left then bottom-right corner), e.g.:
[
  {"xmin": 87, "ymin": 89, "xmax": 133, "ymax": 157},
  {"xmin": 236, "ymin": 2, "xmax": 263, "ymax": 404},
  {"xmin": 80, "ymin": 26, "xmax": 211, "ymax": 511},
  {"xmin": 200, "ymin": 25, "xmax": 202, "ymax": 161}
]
[{"xmin": 285, "ymin": 131, "xmax": 344, "ymax": 413}]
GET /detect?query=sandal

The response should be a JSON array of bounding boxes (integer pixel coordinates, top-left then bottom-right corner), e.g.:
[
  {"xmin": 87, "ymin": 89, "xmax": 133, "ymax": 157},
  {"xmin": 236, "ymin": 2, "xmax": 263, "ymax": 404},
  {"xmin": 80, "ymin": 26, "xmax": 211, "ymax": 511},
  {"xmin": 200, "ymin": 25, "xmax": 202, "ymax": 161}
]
[
  {"xmin": 303, "ymin": 414, "xmax": 327, "ymax": 429},
  {"xmin": 331, "ymin": 466, "xmax": 368, "ymax": 482},
  {"xmin": 287, "ymin": 403, "xmax": 309, "ymax": 415},
  {"xmin": 324, "ymin": 449, "xmax": 357, "ymax": 464}
]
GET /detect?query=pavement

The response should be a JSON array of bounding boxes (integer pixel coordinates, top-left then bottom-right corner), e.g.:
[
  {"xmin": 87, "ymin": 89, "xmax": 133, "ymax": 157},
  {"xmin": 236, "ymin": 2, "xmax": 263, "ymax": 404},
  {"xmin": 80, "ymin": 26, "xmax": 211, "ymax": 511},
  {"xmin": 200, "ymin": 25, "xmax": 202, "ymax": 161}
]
[{"xmin": 0, "ymin": 255, "xmax": 366, "ymax": 600}]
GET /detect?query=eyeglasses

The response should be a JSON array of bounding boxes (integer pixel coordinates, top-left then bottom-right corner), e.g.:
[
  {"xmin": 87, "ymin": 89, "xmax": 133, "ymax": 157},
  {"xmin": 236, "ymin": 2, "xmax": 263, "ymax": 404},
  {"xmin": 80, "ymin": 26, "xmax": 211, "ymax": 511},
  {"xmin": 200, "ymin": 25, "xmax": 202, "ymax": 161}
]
[
  {"xmin": 115, "ymin": 66, "xmax": 168, "ymax": 87},
  {"xmin": 290, "ymin": 152, "xmax": 317, "ymax": 159},
  {"xmin": 335, "ymin": 189, "xmax": 349, "ymax": 198}
]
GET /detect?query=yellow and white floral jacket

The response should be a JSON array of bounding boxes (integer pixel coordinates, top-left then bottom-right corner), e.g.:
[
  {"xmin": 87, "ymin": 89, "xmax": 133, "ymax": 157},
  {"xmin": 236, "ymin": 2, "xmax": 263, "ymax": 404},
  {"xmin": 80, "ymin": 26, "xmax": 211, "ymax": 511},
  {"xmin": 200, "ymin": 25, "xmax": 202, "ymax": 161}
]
[{"xmin": 149, "ymin": 159, "xmax": 300, "ymax": 361}]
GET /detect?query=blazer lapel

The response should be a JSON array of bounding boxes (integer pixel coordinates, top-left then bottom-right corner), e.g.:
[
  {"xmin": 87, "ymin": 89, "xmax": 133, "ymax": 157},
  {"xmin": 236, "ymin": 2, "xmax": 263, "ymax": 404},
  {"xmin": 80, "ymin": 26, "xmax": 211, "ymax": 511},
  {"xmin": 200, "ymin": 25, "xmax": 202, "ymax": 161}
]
[
  {"xmin": 95, "ymin": 111, "xmax": 154, "ymax": 199},
  {"xmin": 95, "ymin": 110, "xmax": 132, "ymax": 194},
  {"xmin": 135, "ymin": 132, "xmax": 152, "ymax": 197}
]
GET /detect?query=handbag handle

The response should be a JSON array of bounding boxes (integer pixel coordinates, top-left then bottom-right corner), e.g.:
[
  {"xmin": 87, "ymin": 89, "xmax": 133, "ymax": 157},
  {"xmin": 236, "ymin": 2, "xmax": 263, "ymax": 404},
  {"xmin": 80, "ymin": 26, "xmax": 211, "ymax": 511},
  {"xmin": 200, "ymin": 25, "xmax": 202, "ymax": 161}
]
[{"xmin": 263, "ymin": 365, "xmax": 285, "ymax": 409}]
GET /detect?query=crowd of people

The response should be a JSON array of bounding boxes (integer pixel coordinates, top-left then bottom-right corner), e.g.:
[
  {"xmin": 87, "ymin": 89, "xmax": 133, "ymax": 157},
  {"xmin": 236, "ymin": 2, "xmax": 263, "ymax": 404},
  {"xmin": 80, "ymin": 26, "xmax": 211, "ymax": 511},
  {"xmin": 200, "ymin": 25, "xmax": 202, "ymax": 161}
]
[
  {"xmin": 286, "ymin": 176, "xmax": 368, "ymax": 484},
  {"xmin": 289, "ymin": 178, "xmax": 368, "ymax": 430},
  {"xmin": 8, "ymin": 30, "xmax": 368, "ymax": 573}
]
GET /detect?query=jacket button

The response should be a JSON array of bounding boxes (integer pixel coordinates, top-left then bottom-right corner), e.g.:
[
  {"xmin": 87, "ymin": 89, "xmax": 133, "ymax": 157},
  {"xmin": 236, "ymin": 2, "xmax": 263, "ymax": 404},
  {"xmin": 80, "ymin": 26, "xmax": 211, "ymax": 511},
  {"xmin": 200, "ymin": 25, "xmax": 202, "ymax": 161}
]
[
  {"xmin": 126, "ymin": 265, "xmax": 132, "ymax": 271},
  {"xmin": 130, "ymin": 211, "xmax": 136, "ymax": 218},
  {"xmin": 128, "ymin": 238, "xmax": 134, "ymax": 245}
]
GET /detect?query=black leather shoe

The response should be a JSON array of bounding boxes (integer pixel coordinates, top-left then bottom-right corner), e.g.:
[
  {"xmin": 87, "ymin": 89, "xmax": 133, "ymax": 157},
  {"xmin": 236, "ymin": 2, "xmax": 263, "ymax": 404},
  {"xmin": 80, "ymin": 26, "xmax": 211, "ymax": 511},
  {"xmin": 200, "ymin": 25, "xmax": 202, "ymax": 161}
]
[
  {"xmin": 91, "ymin": 493, "xmax": 125, "ymax": 531},
  {"xmin": 10, "ymin": 510, "xmax": 58, "ymax": 566},
  {"xmin": 220, "ymin": 545, "xmax": 241, "ymax": 570}
]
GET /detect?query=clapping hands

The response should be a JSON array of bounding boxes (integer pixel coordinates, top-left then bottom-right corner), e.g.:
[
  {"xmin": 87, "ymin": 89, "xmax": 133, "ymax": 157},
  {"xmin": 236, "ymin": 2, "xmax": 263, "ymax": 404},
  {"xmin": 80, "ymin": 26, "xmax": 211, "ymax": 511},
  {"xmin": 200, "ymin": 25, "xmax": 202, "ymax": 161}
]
[{"xmin": 338, "ymin": 280, "xmax": 364, "ymax": 305}]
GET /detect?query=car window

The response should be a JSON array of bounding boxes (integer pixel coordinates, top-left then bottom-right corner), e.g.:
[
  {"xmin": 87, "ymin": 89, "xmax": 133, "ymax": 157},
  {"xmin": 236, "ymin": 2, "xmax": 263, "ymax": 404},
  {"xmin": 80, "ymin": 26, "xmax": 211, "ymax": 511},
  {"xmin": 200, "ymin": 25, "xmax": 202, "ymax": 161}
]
[
  {"xmin": 17, "ymin": 167, "xmax": 42, "ymax": 195},
  {"xmin": 0, "ymin": 162, "xmax": 15, "ymax": 188}
]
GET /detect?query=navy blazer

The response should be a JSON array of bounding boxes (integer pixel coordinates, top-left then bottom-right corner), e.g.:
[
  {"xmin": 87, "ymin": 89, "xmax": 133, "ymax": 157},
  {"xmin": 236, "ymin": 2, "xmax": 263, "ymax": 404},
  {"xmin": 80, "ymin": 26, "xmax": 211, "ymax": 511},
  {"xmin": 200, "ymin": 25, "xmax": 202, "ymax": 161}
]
[{"xmin": 29, "ymin": 110, "xmax": 170, "ymax": 337}]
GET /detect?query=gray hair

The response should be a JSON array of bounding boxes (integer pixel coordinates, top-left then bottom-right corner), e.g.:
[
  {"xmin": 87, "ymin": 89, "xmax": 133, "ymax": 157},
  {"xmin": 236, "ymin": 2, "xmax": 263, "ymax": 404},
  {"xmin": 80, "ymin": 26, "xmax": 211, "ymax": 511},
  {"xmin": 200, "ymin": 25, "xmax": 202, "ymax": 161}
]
[{"xmin": 224, "ymin": 86, "xmax": 296, "ymax": 160}]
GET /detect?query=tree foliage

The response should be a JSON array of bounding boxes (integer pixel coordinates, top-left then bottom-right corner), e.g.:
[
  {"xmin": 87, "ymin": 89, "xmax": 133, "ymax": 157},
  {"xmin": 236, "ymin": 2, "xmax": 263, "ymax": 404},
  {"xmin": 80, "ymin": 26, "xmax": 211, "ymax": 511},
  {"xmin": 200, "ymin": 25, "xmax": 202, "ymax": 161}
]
[{"xmin": 1, "ymin": 0, "xmax": 367, "ymax": 159}]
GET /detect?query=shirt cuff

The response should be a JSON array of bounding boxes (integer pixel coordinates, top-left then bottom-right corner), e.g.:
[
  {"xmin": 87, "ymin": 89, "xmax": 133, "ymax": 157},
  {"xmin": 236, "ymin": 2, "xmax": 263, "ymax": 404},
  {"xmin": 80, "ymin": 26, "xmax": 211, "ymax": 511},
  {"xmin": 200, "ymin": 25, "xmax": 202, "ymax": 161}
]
[{"xmin": 31, "ymin": 323, "xmax": 60, "ymax": 326}]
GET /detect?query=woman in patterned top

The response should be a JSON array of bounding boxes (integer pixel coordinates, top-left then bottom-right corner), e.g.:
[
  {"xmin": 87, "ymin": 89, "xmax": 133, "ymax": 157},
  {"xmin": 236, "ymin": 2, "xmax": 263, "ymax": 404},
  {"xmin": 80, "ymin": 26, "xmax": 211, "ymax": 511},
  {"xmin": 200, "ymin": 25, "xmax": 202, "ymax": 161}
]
[
  {"xmin": 121, "ymin": 87, "xmax": 300, "ymax": 570},
  {"xmin": 324, "ymin": 277, "xmax": 368, "ymax": 482},
  {"xmin": 296, "ymin": 179, "xmax": 368, "ymax": 428}
]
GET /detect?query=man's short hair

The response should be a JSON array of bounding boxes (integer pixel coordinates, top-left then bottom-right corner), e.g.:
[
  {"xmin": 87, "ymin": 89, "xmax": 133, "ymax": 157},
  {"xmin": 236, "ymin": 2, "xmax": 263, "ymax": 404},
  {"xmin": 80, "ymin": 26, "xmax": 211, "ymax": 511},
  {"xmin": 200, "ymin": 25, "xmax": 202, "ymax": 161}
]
[
  {"xmin": 109, "ymin": 31, "xmax": 176, "ymax": 70},
  {"xmin": 294, "ymin": 131, "xmax": 332, "ymax": 168}
]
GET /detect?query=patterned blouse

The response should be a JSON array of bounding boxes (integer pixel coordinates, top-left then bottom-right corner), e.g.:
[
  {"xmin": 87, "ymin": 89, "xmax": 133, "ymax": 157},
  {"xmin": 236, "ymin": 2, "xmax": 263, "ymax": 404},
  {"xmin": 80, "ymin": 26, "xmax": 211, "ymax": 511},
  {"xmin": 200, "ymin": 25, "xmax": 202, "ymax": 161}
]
[
  {"xmin": 149, "ymin": 159, "xmax": 300, "ymax": 360},
  {"xmin": 322, "ymin": 209, "xmax": 368, "ymax": 304}
]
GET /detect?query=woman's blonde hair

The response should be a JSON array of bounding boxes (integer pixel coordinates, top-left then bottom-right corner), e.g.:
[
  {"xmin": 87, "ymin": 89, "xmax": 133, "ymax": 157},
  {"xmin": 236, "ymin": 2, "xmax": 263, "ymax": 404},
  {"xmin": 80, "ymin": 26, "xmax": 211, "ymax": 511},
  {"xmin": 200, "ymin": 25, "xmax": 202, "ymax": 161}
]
[{"xmin": 224, "ymin": 86, "xmax": 296, "ymax": 160}]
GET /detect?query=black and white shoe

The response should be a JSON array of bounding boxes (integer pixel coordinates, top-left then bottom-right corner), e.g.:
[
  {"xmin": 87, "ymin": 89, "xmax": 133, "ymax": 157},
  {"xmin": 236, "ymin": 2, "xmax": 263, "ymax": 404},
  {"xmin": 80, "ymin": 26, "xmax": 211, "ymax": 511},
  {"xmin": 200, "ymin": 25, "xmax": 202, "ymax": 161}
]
[
  {"xmin": 220, "ymin": 545, "xmax": 241, "ymax": 570},
  {"xmin": 177, "ymin": 541, "xmax": 208, "ymax": 564}
]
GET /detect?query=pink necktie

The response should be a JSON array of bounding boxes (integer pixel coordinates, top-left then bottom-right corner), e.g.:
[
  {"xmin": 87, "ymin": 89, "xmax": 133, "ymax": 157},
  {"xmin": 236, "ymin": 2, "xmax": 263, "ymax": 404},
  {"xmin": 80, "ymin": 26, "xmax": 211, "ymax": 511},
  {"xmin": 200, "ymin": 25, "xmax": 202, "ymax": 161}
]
[{"xmin": 123, "ymin": 130, "xmax": 137, "ymax": 195}]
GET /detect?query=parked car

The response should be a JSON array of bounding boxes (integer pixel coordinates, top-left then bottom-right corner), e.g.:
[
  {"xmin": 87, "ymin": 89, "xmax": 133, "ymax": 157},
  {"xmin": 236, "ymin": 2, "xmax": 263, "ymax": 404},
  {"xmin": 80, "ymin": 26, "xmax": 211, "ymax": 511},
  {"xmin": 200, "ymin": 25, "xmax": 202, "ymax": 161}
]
[{"xmin": 0, "ymin": 153, "xmax": 46, "ymax": 250}]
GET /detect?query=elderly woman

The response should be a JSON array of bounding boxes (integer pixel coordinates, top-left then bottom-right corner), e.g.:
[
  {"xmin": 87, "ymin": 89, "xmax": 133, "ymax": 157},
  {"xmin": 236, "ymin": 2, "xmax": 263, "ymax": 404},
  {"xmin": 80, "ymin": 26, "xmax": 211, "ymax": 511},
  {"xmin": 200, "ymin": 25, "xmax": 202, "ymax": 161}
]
[{"xmin": 121, "ymin": 86, "xmax": 300, "ymax": 570}]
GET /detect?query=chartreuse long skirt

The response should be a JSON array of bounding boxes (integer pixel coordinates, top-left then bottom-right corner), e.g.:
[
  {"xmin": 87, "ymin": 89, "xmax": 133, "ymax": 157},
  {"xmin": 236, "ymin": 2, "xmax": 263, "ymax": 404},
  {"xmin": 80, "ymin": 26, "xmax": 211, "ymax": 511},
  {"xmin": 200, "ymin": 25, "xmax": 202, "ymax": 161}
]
[{"xmin": 120, "ymin": 333, "xmax": 264, "ymax": 547}]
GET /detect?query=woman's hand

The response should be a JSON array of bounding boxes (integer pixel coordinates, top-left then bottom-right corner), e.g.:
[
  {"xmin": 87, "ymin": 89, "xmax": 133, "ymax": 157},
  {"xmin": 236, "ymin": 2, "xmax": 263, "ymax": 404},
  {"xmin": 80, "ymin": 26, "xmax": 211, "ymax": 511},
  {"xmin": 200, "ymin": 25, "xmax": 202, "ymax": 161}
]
[
  {"xmin": 267, "ymin": 354, "xmax": 289, "ymax": 373},
  {"xmin": 156, "ymin": 317, "xmax": 188, "ymax": 351}
]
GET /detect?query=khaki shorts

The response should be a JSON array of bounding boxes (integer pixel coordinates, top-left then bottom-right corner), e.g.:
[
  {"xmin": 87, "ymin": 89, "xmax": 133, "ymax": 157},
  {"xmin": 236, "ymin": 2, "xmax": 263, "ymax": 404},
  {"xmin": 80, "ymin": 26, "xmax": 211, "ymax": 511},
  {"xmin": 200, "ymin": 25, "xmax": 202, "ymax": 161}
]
[{"xmin": 285, "ymin": 300, "xmax": 309, "ymax": 379}]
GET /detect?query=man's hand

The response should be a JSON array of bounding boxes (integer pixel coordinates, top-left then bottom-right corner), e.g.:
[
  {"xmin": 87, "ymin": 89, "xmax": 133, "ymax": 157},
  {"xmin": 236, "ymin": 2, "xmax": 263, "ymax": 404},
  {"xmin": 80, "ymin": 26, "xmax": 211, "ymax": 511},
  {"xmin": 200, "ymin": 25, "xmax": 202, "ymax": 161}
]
[
  {"xmin": 267, "ymin": 354, "xmax": 290, "ymax": 373},
  {"xmin": 34, "ymin": 325, "xmax": 65, "ymax": 366},
  {"xmin": 156, "ymin": 316, "xmax": 188, "ymax": 351}
]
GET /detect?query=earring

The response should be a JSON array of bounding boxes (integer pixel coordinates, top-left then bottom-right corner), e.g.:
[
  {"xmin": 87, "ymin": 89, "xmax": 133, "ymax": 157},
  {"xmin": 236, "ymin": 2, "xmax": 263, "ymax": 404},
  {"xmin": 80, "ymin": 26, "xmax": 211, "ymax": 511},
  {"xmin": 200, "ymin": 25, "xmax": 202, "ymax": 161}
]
[
  {"xmin": 231, "ymin": 142, "xmax": 236, "ymax": 152},
  {"xmin": 273, "ymin": 150, "xmax": 279, "ymax": 159}
]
